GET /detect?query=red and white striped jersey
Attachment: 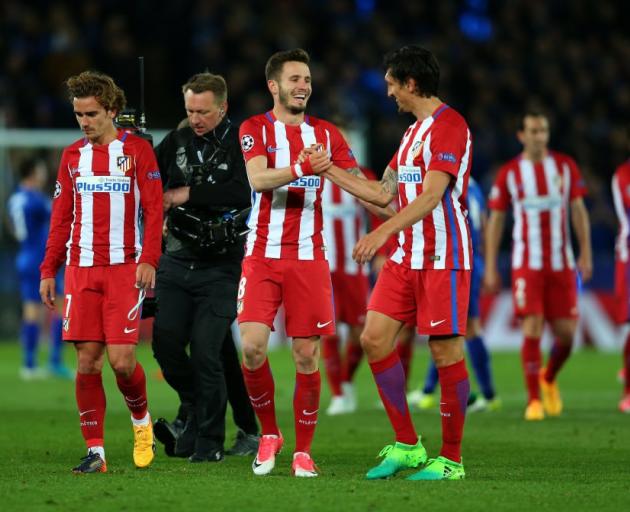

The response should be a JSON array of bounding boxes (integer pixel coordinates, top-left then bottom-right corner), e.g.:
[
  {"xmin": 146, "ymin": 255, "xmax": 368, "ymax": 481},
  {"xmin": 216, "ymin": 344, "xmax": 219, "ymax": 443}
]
[
  {"xmin": 239, "ymin": 111, "xmax": 357, "ymax": 260},
  {"xmin": 488, "ymin": 151, "xmax": 587, "ymax": 271},
  {"xmin": 388, "ymin": 104, "xmax": 473, "ymax": 270},
  {"xmin": 40, "ymin": 130, "xmax": 163, "ymax": 278},
  {"xmin": 322, "ymin": 168, "xmax": 376, "ymax": 275},
  {"xmin": 612, "ymin": 160, "xmax": 630, "ymax": 263}
]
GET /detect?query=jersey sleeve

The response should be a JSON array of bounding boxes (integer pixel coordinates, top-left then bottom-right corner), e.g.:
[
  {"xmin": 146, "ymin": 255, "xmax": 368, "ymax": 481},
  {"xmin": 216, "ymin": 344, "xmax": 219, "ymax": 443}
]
[
  {"xmin": 387, "ymin": 150, "xmax": 400, "ymax": 172},
  {"xmin": 566, "ymin": 156, "xmax": 588, "ymax": 200},
  {"xmin": 40, "ymin": 150, "xmax": 74, "ymax": 279},
  {"xmin": 328, "ymin": 125, "xmax": 358, "ymax": 170},
  {"xmin": 134, "ymin": 139, "xmax": 164, "ymax": 269},
  {"xmin": 487, "ymin": 164, "xmax": 511, "ymax": 211},
  {"xmin": 239, "ymin": 118, "xmax": 267, "ymax": 163},
  {"xmin": 427, "ymin": 119, "xmax": 469, "ymax": 178}
]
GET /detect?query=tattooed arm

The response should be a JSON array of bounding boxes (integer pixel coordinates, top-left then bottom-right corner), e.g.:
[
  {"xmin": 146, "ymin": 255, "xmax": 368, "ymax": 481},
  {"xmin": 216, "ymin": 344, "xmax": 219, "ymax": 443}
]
[{"xmin": 323, "ymin": 165, "xmax": 397, "ymax": 207}]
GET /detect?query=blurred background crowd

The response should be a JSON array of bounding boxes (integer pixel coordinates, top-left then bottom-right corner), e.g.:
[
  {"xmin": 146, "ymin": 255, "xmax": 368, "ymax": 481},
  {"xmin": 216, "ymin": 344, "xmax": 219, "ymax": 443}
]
[{"xmin": 1, "ymin": 0, "xmax": 629, "ymax": 333}]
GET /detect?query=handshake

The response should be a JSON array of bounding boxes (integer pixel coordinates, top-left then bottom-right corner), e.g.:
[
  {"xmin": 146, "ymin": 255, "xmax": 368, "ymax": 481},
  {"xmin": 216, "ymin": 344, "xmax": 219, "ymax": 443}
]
[{"xmin": 290, "ymin": 143, "xmax": 332, "ymax": 179}]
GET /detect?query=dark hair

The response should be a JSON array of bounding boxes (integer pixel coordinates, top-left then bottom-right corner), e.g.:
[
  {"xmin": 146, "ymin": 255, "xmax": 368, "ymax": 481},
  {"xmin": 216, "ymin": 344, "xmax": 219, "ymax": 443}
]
[
  {"xmin": 66, "ymin": 71, "xmax": 126, "ymax": 112},
  {"xmin": 182, "ymin": 72, "xmax": 228, "ymax": 103},
  {"xmin": 383, "ymin": 45, "xmax": 439, "ymax": 98},
  {"xmin": 265, "ymin": 48, "xmax": 310, "ymax": 81},
  {"xmin": 521, "ymin": 105, "xmax": 549, "ymax": 130},
  {"xmin": 19, "ymin": 157, "xmax": 42, "ymax": 180}
]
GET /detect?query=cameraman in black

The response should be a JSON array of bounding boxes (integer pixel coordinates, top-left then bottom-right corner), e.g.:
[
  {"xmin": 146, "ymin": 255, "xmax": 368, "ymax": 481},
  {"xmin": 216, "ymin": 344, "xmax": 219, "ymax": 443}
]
[{"xmin": 152, "ymin": 72, "xmax": 258, "ymax": 462}]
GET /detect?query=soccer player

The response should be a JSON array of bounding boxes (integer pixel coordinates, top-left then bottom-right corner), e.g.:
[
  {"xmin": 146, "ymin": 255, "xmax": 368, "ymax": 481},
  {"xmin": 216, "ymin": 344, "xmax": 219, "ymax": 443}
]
[
  {"xmin": 39, "ymin": 71, "xmax": 163, "ymax": 473},
  {"xmin": 413, "ymin": 177, "xmax": 500, "ymax": 412},
  {"xmin": 323, "ymin": 45, "xmax": 473, "ymax": 481},
  {"xmin": 8, "ymin": 158, "xmax": 72, "ymax": 380},
  {"xmin": 237, "ymin": 49, "xmax": 358, "ymax": 477},
  {"xmin": 321, "ymin": 164, "xmax": 382, "ymax": 415},
  {"xmin": 484, "ymin": 109, "xmax": 592, "ymax": 420},
  {"xmin": 612, "ymin": 158, "xmax": 630, "ymax": 412}
]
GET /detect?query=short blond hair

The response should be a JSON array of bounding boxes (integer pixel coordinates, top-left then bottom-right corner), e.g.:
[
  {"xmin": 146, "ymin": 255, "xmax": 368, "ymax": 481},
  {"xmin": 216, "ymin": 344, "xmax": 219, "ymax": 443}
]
[{"xmin": 181, "ymin": 72, "xmax": 227, "ymax": 103}]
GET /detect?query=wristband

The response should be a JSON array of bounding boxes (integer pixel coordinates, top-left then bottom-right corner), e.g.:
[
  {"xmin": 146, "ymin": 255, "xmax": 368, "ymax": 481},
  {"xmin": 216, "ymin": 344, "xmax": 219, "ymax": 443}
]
[{"xmin": 290, "ymin": 163, "xmax": 304, "ymax": 179}]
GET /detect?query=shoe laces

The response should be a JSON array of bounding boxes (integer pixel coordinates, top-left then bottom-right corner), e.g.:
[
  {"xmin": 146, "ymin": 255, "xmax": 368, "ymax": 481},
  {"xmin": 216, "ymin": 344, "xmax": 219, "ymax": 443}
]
[
  {"xmin": 257, "ymin": 435, "xmax": 280, "ymax": 461},
  {"xmin": 377, "ymin": 444, "xmax": 395, "ymax": 459},
  {"xmin": 134, "ymin": 424, "xmax": 151, "ymax": 447}
]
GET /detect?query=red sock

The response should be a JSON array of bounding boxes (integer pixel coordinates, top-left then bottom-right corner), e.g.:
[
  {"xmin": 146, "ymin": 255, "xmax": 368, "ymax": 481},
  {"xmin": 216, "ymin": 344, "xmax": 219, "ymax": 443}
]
[
  {"xmin": 115, "ymin": 362, "xmax": 148, "ymax": 420},
  {"xmin": 242, "ymin": 358, "xmax": 279, "ymax": 436},
  {"xmin": 76, "ymin": 372, "xmax": 107, "ymax": 448},
  {"xmin": 342, "ymin": 342, "xmax": 363, "ymax": 382},
  {"xmin": 322, "ymin": 335, "xmax": 342, "ymax": 396},
  {"xmin": 438, "ymin": 360, "xmax": 469, "ymax": 463},
  {"xmin": 396, "ymin": 339, "xmax": 413, "ymax": 385},
  {"xmin": 544, "ymin": 339, "xmax": 572, "ymax": 383},
  {"xmin": 369, "ymin": 350, "xmax": 417, "ymax": 445},
  {"xmin": 521, "ymin": 336, "xmax": 541, "ymax": 402},
  {"xmin": 624, "ymin": 332, "xmax": 630, "ymax": 394},
  {"xmin": 294, "ymin": 371, "xmax": 321, "ymax": 453}
]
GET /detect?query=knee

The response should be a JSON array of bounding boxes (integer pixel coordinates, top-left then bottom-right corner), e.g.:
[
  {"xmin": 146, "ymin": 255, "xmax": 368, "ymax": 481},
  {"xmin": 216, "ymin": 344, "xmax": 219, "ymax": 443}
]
[
  {"xmin": 241, "ymin": 339, "xmax": 266, "ymax": 370},
  {"xmin": 109, "ymin": 357, "xmax": 136, "ymax": 379},
  {"xmin": 360, "ymin": 329, "xmax": 383, "ymax": 359},
  {"xmin": 292, "ymin": 341, "xmax": 319, "ymax": 373},
  {"xmin": 76, "ymin": 353, "xmax": 103, "ymax": 374}
]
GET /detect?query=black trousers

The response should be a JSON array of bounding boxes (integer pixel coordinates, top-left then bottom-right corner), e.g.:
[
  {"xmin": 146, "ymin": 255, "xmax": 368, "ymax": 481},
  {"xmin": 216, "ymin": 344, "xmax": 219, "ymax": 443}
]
[{"xmin": 152, "ymin": 254, "xmax": 257, "ymax": 447}]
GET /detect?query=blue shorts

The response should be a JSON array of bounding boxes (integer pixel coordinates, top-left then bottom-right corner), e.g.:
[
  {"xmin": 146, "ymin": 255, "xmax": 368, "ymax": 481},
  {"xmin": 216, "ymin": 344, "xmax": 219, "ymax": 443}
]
[
  {"xmin": 468, "ymin": 264, "xmax": 482, "ymax": 319},
  {"xmin": 18, "ymin": 267, "xmax": 63, "ymax": 303}
]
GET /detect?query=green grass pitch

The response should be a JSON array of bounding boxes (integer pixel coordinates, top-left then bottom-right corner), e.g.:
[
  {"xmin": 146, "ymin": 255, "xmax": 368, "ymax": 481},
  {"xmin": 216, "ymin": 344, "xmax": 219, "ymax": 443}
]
[{"xmin": 0, "ymin": 340, "xmax": 627, "ymax": 511}]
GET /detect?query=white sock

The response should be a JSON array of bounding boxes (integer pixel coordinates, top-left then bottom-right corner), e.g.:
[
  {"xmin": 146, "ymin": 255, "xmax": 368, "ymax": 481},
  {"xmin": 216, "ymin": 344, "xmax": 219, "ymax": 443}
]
[
  {"xmin": 88, "ymin": 446, "xmax": 105, "ymax": 460},
  {"xmin": 131, "ymin": 412, "xmax": 151, "ymax": 427}
]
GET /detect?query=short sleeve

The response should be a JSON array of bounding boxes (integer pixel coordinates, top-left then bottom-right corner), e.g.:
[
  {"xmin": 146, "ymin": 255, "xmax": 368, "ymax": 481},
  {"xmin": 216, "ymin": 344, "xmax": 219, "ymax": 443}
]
[
  {"xmin": 239, "ymin": 118, "xmax": 267, "ymax": 162},
  {"xmin": 565, "ymin": 156, "xmax": 587, "ymax": 200},
  {"xmin": 388, "ymin": 150, "xmax": 400, "ymax": 172},
  {"xmin": 327, "ymin": 125, "xmax": 358, "ymax": 170},
  {"xmin": 427, "ymin": 120, "xmax": 469, "ymax": 178},
  {"xmin": 487, "ymin": 165, "xmax": 511, "ymax": 211}
]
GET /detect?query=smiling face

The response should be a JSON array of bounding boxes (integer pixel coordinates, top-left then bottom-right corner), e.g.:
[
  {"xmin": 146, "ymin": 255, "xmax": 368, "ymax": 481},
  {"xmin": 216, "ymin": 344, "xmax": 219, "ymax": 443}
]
[
  {"xmin": 270, "ymin": 60, "xmax": 312, "ymax": 115},
  {"xmin": 385, "ymin": 70, "xmax": 414, "ymax": 113},
  {"xmin": 73, "ymin": 96, "xmax": 117, "ymax": 145}
]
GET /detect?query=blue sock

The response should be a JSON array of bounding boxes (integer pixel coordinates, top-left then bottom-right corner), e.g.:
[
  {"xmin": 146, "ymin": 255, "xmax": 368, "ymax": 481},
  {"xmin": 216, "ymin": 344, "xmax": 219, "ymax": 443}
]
[
  {"xmin": 21, "ymin": 321, "xmax": 39, "ymax": 369},
  {"xmin": 466, "ymin": 336, "xmax": 495, "ymax": 400},
  {"xmin": 49, "ymin": 316, "xmax": 64, "ymax": 367},
  {"xmin": 422, "ymin": 361, "xmax": 439, "ymax": 394}
]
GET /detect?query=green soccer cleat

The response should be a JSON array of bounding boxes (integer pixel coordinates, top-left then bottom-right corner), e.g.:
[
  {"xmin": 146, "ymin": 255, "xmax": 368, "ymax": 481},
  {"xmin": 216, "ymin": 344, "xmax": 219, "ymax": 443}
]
[
  {"xmin": 407, "ymin": 456, "xmax": 465, "ymax": 481},
  {"xmin": 365, "ymin": 439, "xmax": 427, "ymax": 480}
]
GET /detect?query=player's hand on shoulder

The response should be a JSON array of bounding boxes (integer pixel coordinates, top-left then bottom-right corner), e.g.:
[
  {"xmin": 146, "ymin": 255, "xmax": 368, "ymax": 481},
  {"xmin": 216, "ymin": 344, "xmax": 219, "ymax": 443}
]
[
  {"xmin": 39, "ymin": 278, "xmax": 56, "ymax": 310},
  {"xmin": 136, "ymin": 262, "xmax": 156, "ymax": 290}
]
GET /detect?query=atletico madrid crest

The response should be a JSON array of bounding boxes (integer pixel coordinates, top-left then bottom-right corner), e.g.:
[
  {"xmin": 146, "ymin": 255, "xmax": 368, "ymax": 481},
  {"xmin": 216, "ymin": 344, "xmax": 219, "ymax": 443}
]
[
  {"xmin": 63, "ymin": 317, "xmax": 70, "ymax": 332},
  {"xmin": 117, "ymin": 155, "xmax": 131, "ymax": 173}
]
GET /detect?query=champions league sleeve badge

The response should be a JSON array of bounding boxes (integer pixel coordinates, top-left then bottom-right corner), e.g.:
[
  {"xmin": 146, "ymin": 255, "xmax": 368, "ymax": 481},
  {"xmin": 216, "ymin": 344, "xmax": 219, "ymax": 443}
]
[
  {"xmin": 54, "ymin": 181, "xmax": 62, "ymax": 199},
  {"xmin": 241, "ymin": 134, "xmax": 255, "ymax": 152}
]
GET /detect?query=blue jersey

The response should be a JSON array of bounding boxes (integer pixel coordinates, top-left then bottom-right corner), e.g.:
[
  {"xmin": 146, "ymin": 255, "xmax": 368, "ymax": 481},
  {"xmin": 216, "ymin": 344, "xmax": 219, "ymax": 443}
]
[
  {"xmin": 467, "ymin": 177, "xmax": 485, "ymax": 272},
  {"xmin": 8, "ymin": 186, "xmax": 51, "ymax": 274},
  {"xmin": 467, "ymin": 178, "xmax": 485, "ymax": 318}
]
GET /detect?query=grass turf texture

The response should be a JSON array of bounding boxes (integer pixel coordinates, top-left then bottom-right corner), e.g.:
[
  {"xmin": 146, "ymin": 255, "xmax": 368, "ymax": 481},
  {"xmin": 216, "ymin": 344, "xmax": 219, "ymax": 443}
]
[{"xmin": 0, "ymin": 341, "xmax": 627, "ymax": 512}]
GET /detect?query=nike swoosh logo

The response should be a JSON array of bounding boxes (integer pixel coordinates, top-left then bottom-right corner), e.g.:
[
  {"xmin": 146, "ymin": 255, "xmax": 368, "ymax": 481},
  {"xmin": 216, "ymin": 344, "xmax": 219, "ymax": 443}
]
[
  {"xmin": 79, "ymin": 409, "xmax": 96, "ymax": 417},
  {"xmin": 317, "ymin": 321, "xmax": 332, "ymax": 328},
  {"xmin": 249, "ymin": 392, "xmax": 268, "ymax": 402},
  {"xmin": 123, "ymin": 327, "xmax": 137, "ymax": 334},
  {"xmin": 430, "ymin": 319, "xmax": 446, "ymax": 327},
  {"xmin": 302, "ymin": 409, "xmax": 319, "ymax": 416}
]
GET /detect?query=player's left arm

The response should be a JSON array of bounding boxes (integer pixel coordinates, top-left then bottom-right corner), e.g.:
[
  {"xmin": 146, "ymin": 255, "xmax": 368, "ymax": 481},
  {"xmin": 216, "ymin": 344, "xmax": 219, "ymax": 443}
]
[
  {"xmin": 135, "ymin": 140, "xmax": 164, "ymax": 289},
  {"xmin": 570, "ymin": 196, "xmax": 592, "ymax": 282},
  {"xmin": 353, "ymin": 170, "xmax": 451, "ymax": 264}
]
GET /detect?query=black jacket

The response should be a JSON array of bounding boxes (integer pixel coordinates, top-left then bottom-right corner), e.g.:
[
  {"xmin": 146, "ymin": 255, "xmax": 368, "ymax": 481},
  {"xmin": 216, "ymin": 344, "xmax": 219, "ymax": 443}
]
[{"xmin": 155, "ymin": 118, "xmax": 251, "ymax": 262}]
